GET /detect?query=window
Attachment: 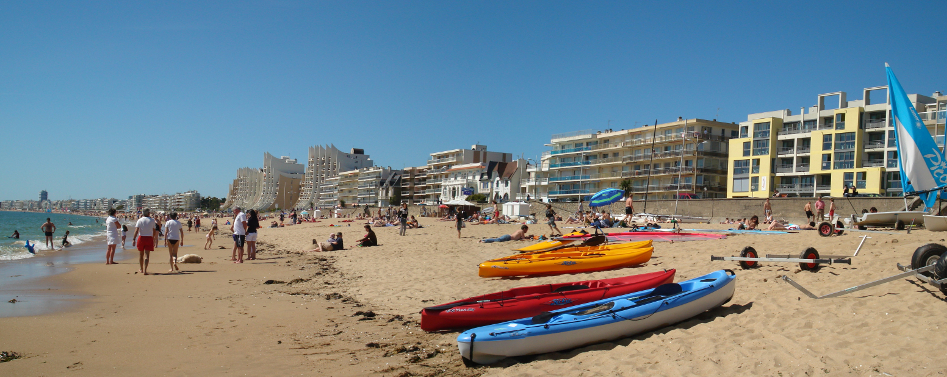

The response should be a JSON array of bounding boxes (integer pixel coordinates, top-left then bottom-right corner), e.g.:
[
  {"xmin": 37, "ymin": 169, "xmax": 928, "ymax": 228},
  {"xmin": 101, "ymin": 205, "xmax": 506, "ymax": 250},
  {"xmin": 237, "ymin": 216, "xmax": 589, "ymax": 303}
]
[
  {"xmin": 753, "ymin": 122, "xmax": 770, "ymax": 138},
  {"xmin": 751, "ymin": 176, "xmax": 759, "ymax": 191},
  {"xmin": 743, "ymin": 142, "xmax": 750, "ymax": 156},
  {"xmin": 823, "ymin": 135, "xmax": 832, "ymax": 150},
  {"xmin": 740, "ymin": 126, "xmax": 748, "ymax": 138},
  {"xmin": 835, "ymin": 152, "xmax": 854, "ymax": 169},
  {"xmin": 856, "ymin": 172, "xmax": 866, "ymax": 189},
  {"xmin": 886, "ymin": 171, "xmax": 902, "ymax": 189},
  {"xmin": 733, "ymin": 177, "xmax": 749, "ymax": 192},
  {"xmin": 752, "ymin": 159, "xmax": 760, "ymax": 174},
  {"xmin": 803, "ymin": 119, "xmax": 817, "ymax": 131},
  {"xmin": 835, "ymin": 113, "xmax": 846, "ymax": 130},
  {"xmin": 887, "ymin": 151, "xmax": 899, "ymax": 168},
  {"xmin": 734, "ymin": 160, "xmax": 750, "ymax": 175},
  {"xmin": 752, "ymin": 140, "xmax": 769, "ymax": 156},
  {"xmin": 821, "ymin": 154, "xmax": 832, "ymax": 170},
  {"xmin": 843, "ymin": 172, "xmax": 854, "ymax": 188},
  {"xmin": 888, "ymin": 130, "xmax": 897, "ymax": 147},
  {"xmin": 731, "ymin": 130, "xmax": 738, "ymax": 138},
  {"xmin": 834, "ymin": 132, "xmax": 855, "ymax": 151}
]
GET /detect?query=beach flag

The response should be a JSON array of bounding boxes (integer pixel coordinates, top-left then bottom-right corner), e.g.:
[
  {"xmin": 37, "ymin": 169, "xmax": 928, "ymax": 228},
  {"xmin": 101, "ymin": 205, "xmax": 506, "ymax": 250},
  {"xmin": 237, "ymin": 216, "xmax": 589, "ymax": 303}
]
[{"xmin": 886, "ymin": 63, "xmax": 947, "ymax": 207}]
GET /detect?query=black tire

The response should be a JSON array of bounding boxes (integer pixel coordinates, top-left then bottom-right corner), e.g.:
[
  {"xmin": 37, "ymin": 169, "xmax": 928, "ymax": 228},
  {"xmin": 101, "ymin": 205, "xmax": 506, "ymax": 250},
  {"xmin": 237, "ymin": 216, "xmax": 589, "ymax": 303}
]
[
  {"xmin": 911, "ymin": 244, "xmax": 947, "ymax": 278},
  {"xmin": 835, "ymin": 220, "xmax": 845, "ymax": 236},
  {"xmin": 799, "ymin": 247, "xmax": 821, "ymax": 272},
  {"xmin": 857, "ymin": 225, "xmax": 867, "ymax": 230},
  {"xmin": 818, "ymin": 222, "xmax": 834, "ymax": 237},
  {"xmin": 739, "ymin": 246, "xmax": 759, "ymax": 269},
  {"xmin": 895, "ymin": 219, "xmax": 906, "ymax": 230},
  {"xmin": 934, "ymin": 252, "xmax": 947, "ymax": 295}
]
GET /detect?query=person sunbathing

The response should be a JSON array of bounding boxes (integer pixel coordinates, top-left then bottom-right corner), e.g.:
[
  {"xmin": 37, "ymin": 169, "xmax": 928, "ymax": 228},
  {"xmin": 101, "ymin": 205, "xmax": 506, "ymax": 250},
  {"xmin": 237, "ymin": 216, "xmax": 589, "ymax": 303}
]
[
  {"xmin": 479, "ymin": 225, "xmax": 530, "ymax": 243},
  {"xmin": 407, "ymin": 215, "xmax": 420, "ymax": 229},
  {"xmin": 565, "ymin": 215, "xmax": 581, "ymax": 224},
  {"xmin": 307, "ymin": 232, "xmax": 343, "ymax": 252}
]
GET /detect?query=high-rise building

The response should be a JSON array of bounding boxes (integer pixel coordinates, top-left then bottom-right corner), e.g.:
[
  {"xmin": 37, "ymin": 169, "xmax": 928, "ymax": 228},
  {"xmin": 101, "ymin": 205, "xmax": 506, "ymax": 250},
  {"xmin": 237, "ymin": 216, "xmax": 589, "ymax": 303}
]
[
  {"xmin": 223, "ymin": 153, "xmax": 304, "ymax": 211},
  {"xmin": 727, "ymin": 87, "xmax": 947, "ymax": 198},
  {"xmin": 39, "ymin": 190, "xmax": 48, "ymax": 202},
  {"xmin": 294, "ymin": 145, "xmax": 373, "ymax": 209}
]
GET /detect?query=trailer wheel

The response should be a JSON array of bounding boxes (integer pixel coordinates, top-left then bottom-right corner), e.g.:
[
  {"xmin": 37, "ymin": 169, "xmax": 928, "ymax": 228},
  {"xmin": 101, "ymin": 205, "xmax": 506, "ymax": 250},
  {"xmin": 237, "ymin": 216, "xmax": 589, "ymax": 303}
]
[
  {"xmin": 895, "ymin": 220, "xmax": 906, "ymax": 230},
  {"xmin": 835, "ymin": 220, "xmax": 845, "ymax": 236},
  {"xmin": 739, "ymin": 246, "xmax": 759, "ymax": 269},
  {"xmin": 800, "ymin": 247, "xmax": 821, "ymax": 272},
  {"xmin": 912, "ymin": 244, "xmax": 947, "ymax": 278},
  {"xmin": 818, "ymin": 222, "xmax": 834, "ymax": 237},
  {"xmin": 935, "ymin": 252, "xmax": 947, "ymax": 295}
]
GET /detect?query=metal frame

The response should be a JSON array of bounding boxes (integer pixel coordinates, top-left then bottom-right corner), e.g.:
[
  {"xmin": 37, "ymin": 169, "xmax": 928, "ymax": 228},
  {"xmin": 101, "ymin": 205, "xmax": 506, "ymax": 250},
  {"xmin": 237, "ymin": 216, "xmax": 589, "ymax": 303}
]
[
  {"xmin": 711, "ymin": 256, "xmax": 851, "ymax": 265},
  {"xmin": 767, "ymin": 235, "xmax": 870, "ymax": 259},
  {"xmin": 783, "ymin": 265, "xmax": 942, "ymax": 299}
]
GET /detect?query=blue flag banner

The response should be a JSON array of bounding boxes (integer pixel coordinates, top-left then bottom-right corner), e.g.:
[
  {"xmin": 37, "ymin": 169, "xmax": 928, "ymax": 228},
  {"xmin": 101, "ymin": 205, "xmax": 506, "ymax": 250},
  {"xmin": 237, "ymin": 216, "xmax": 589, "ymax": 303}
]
[{"xmin": 886, "ymin": 64, "xmax": 947, "ymax": 208}]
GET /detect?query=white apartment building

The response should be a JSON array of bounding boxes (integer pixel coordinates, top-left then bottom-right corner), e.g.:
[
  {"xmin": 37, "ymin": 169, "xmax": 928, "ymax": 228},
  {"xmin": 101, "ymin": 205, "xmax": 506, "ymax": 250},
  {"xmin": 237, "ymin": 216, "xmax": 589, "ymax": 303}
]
[
  {"xmin": 294, "ymin": 145, "xmax": 373, "ymax": 209},
  {"xmin": 421, "ymin": 145, "xmax": 513, "ymax": 204}
]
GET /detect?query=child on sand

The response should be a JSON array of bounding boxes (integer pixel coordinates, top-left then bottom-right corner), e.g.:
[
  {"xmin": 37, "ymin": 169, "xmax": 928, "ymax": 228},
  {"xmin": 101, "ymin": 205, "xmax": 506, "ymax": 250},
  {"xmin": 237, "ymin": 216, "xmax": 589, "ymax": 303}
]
[{"xmin": 204, "ymin": 226, "xmax": 217, "ymax": 250}]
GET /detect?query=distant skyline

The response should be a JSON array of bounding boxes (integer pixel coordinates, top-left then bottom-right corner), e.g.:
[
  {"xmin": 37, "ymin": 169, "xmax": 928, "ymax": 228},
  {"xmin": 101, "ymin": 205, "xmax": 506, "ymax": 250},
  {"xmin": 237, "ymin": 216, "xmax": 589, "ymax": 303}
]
[{"xmin": 3, "ymin": 1, "xmax": 946, "ymax": 201}]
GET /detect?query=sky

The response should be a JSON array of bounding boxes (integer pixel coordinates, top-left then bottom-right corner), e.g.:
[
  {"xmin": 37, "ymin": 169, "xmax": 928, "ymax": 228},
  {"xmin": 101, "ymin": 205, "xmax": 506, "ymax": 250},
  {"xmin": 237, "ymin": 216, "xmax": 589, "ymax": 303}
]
[{"xmin": 2, "ymin": 0, "xmax": 946, "ymax": 201}]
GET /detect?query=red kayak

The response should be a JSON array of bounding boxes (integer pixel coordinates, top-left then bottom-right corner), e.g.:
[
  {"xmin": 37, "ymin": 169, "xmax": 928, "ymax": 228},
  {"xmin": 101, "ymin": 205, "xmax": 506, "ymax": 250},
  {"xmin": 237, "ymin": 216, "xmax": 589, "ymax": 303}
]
[{"xmin": 420, "ymin": 269, "xmax": 675, "ymax": 332}]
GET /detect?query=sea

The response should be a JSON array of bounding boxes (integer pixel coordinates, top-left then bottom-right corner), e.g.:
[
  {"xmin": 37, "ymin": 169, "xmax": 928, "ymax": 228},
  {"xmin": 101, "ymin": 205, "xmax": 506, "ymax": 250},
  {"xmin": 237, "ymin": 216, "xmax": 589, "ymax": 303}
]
[{"xmin": 0, "ymin": 211, "xmax": 108, "ymax": 261}]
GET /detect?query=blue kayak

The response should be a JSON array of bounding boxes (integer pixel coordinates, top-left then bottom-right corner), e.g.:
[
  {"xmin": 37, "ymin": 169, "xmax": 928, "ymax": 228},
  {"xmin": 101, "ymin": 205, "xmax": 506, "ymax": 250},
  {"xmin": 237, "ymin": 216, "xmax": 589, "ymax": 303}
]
[{"xmin": 457, "ymin": 269, "xmax": 737, "ymax": 364}]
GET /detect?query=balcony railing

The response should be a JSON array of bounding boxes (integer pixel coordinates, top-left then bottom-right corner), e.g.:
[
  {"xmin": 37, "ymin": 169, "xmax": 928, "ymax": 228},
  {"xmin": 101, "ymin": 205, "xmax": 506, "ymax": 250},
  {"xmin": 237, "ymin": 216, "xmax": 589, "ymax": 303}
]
[
  {"xmin": 795, "ymin": 163, "xmax": 810, "ymax": 172},
  {"xmin": 734, "ymin": 167, "xmax": 749, "ymax": 175},
  {"xmin": 797, "ymin": 146, "xmax": 811, "ymax": 154},
  {"xmin": 549, "ymin": 175, "xmax": 591, "ymax": 182},
  {"xmin": 863, "ymin": 119, "xmax": 888, "ymax": 129},
  {"xmin": 778, "ymin": 126, "xmax": 820, "ymax": 135},
  {"xmin": 548, "ymin": 189, "xmax": 591, "ymax": 196},
  {"xmin": 835, "ymin": 121, "xmax": 846, "ymax": 130},
  {"xmin": 777, "ymin": 147, "xmax": 795, "ymax": 155},
  {"xmin": 523, "ymin": 178, "xmax": 549, "ymax": 185},
  {"xmin": 865, "ymin": 140, "xmax": 886, "ymax": 149},
  {"xmin": 887, "ymin": 180, "xmax": 903, "ymax": 189},
  {"xmin": 550, "ymin": 146, "xmax": 593, "ymax": 155},
  {"xmin": 752, "ymin": 148, "xmax": 769, "ymax": 156},
  {"xmin": 863, "ymin": 159, "xmax": 884, "ymax": 167},
  {"xmin": 753, "ymin": 130, "xmax": 771, "ymax": 138},
  {"xmin": 777, "ymin": 183, "xmax": 814, "ymax": 193},
  {"xmin": 834, "ymin": 142, "xmax": 855, "ymax": 151},
  {"xmin": 549, "ymin": 161, "xmax": 591, "ymax": 168},
  {"xmin": 816, "ymin": 184, "xmax": 831, "ymax": 191},
  {"xmin": 887, "ymin": 160, "xmax": 899, "ymax": 168},
  {"xmin": 833, "ymin": 161, "xmax": 855, "ymax": 169},
  {"xmin": 427, "ymin": 156, "xmax": 458, "ymax": 164},
  {"xmin": 774, "ymin": 165, "xmax": 794, "ymax": 173},
  {"xmin": 918, "ymin": 110, "xmax": 946, "ymax": 123}
]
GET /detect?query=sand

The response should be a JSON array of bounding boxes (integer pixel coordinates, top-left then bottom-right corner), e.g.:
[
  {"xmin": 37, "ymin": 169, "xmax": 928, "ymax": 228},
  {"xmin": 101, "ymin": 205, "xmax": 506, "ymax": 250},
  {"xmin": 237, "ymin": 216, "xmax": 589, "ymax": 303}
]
[{"xmin": 2, "ymin": 214, "xmax": 947, "ymax": 376}]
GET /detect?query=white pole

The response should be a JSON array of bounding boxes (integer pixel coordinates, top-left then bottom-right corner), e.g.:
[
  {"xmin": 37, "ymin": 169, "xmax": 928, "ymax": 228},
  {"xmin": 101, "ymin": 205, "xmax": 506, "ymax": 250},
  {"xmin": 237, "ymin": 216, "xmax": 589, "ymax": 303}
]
[{"xmin": 675, "ymin": 119, "xmax": 687, "ymax": 216}]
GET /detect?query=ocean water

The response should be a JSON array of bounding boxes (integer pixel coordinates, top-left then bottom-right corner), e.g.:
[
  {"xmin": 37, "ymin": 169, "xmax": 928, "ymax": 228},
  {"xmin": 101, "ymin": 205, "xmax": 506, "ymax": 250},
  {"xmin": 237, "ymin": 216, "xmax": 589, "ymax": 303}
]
[{"xmin": 0, "ymin": 211, "xmax": 110, "ymax": 261}]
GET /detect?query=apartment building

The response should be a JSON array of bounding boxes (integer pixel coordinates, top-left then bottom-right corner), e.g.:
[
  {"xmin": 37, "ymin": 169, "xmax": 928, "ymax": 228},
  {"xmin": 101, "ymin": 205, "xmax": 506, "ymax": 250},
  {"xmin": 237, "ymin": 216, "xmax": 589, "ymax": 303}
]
[
  {"xmin": 421, "ymin": 145, "xmax": 513, "ymax": 204},
  {"xmin": 541, "ymin": 119, "xmax": 738, "ymax": 202},
  {"xmin": 222, "ymin": 167, "xmax": 263, "ymax": 211},
  {"xmin": 294, "ymin": 145, "xmax": 373, "ymax": 209},
  {"xmin": 727, "ymin": 87, "xmax": 947, "ymax": 198}
]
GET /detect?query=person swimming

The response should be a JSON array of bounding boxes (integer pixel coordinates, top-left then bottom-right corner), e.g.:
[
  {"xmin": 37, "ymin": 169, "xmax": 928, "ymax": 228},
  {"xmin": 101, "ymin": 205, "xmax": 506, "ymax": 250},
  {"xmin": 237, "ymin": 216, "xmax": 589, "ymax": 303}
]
[
  {"xmin": 24, "ymin": 240, "xmax": 36, "ymax": 254},
  {"xmin": 9, "ymin": 230, "xmax": 18, "ymax": 239}
]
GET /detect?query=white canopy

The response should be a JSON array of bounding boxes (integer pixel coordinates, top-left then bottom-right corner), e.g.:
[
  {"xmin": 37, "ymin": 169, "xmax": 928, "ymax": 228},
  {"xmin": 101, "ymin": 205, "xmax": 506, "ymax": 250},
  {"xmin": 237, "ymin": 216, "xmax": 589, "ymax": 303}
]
[{"xmin": 443, "ymin": 199, "xmax": 478, "ymax": 206}]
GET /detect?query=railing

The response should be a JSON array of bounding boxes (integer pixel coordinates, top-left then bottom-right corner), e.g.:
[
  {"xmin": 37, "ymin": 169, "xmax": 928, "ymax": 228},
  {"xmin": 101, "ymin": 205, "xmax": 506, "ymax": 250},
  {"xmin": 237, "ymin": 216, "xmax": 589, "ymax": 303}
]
[
  {"xmin": 834, "ymin": 142, "xmax": 855, "ymax": 151},
  {"xmin": 777, "ymin": 183, "xmax": 814, "ymax": 193},
  {"xmin": 522, "ymin": 178, "xmax": 549, "ymax": 185},
  {"xmin": 777, "ymin": 147, "xmax": 795, "ymax": 155},
  {"xmin": 753, "ymin": 130, "xmax": 770, "ymax": 138},
  {"xmin": 887, "ymin": 160, "xmax": 899, "ymax": 168},
  {"xmin": 427, "ymin": 156, "xmax": 458, "ymax": 164},
  {"xmin": 734, "ymin": 167, "xmax": 749, "ymax": 175},
  {"xmin": 549, "ymin": 175, "xmax": 591, "ymax": 182},
  {"xmin": 548, "ymin": 189, "xmax": 591, "ymax": 195},
  {"xmin": 865, "ymin": 140, "xmax": 886, "ymax": 149},
  {"xmin": 774, "ymin": 165, "xmax": 794, "ymax": 173},
  {"xmin": 752, "ymin": 147, "xmax": 769, "ymax": 156},
  {"xmin": 833, "ymin": 161, "xmax": 855, "ymax": 169},
  {"xmin": 777, "ymin": 126, "xmax": 821, "ymax": 135},
  {"xmin": 863, "ymin": 119, "xmax": 888, "ymax": 129},
  {"xmin": 358, "ymin": 183, "xmax": 376, "ymax": 189},
  {"xmin": 887, "ymin": 180, "xmax": 902, "ymax": 189},
  {"xmin": 550, "ymin": 146, "xmax": 593, "ymax": 155},
  {"xmin": 817, "ymin": 124, "xmax": 834, "ymax": 130},
  {"xmin": 863, "ymin": 159, "xmax": 884, "ymax": 167},
  {"xmin": 795, "ymin": 164, "xmax": 810, "ymax": 172},
  {"xmin": 358, "ymin": 174, "xmax": 381, "ymax": 181},
  {"xmin": 797, "ymin": 146, "xmax": 810, "ymax": 154},
  {"xmin": 835, "ymin": 121, "xmax": 846, "ymax": 130},
  {"xmin": 549, "ymin": 161, "xmax": 591, "ymax": 168},
  {"xmin": 551, "ymin": 129, "xmax": 596, "ymax": 141},
  {"xmin": 918, "ymin": 110, "xmax": 946, "ymax": 123},
  {"xmin": 816, "ymin": 184, "xmax": 831, "ymax": 191}
]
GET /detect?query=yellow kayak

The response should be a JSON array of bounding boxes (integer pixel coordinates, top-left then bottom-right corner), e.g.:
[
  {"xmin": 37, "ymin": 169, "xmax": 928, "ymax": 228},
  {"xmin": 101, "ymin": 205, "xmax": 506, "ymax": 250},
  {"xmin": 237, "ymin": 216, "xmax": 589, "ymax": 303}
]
[
  {"xmin": 479, "ymin": 245, "xmax": 654, "ymax": 278},
  {"xmin": 517, "ymin": 239, "xmax": 652, "ymax": 256}
]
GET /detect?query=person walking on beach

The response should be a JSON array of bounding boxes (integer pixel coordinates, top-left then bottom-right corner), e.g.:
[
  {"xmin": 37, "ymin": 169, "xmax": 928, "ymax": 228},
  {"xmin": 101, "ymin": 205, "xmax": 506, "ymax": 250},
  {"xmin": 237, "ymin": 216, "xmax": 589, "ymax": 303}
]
[
  {"xmin": 194, "ymin": 216, "xmax": 201, "ymax": 232},
  {"xmin": 492, "ymin": 201, "xmax": 500, "ymax": 226},
  {"xmin": 625, "ymin": 194, "xmax": 634, "ymax": 221},
  {"xmin": 121, "ymin": 224, "xmax": 128, "ymax": 249},
  {"xmin": 804, "ymin": 202, "xmax": 813, "ymax": 224},
  {"xmin": 545, "ymin": 204, "xmax": 562, "ymax": 237},
  {"xmin": 163, "ymin": 212, "xmax": 184, "ymax": 273},
  {"xmin": 132, "ymin": 209, "xmax": 157, "ymax": 275},
  {"xmin": 231, "ymin": 207, "xmax": 248, "ymax": 263},
  {"xmin": 397, "ymin": 203, "xmax": 409, "ymax": 236},
  {"xmin": 828, "ymin": 198, "xmax": 836, "ymax": 219},
  {"xmin": 40, "ymin": 218, "xmax": 56, "ymax": 249},
  {"xmin": 815, "ymin": 197, "xmax": 825, "ymax": 222},
  {"xmin": 455, "ymin": 208, "xmax": 466, "ymax": 239},
  {"xmin": 105, "ymin": 208, "xmax": 121, "ymax": 265},
  {"xmin": 246, "ymin": 209, "xmax": 260, "ymax": 260},
  {"xmin": 204, "ymin": 225, "xmax": 217, "ymax": 250},
  {"xmin": 763, "ymin": 198, "xmax": 773, "ymax": 223}
]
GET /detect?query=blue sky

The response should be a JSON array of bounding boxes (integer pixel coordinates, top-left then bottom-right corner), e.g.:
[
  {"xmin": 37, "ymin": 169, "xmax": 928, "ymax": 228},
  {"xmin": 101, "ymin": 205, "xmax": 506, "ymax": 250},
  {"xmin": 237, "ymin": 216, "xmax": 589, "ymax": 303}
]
[{"xmin": 2, "ymin": 0, "xmax": 946, "ymax": 200}]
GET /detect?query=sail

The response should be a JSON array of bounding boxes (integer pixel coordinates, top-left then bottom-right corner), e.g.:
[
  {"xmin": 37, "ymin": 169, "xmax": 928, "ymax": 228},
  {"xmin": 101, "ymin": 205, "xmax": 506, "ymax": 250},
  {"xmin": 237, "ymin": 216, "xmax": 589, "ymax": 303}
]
[{"xmin": 886, "ymin": 64, "xmax": 947, "ymax": 207}]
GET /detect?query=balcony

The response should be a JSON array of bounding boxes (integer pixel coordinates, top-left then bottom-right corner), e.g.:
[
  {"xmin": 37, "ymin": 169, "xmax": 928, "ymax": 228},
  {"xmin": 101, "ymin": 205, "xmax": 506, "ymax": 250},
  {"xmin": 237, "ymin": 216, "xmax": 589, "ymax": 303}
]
[
  {"xmin": 548, "ymin": 189, "xmax": 590, "ymax": 196},
  {"xmin": 774, "ymin": 164, "xmax": 794, "ymax": 173},
  {"xmin": 523, "ymin": 178, "xmax": 549, "ymax": 185},
  {"xmin": 777, "ymin": 147, "xmax": 795, "ymax": 155},
  {"xmin": 835, "ymin": 121, "xmax": 846, "ymax": 130},
  {"xmin": 427, "ymin": 156, "xmax": 458, "ymax": 164},
  {"xmin": 752, "ymin": 148, "xmax": 769, "ymax": 156},
  {"xmin": 887, "ymin": 180, "xmax": 903, "ymax": 189},
  {"xmin": 918, "ymin": 110, "xmax": 946, "ymax": 123},
  {"xmin": 833, "ymin": 161, "xmax": 855, "ymax": 169},
  {"xmin": 816, "ymin": 184, "xmax": 831, "ymax": 191},
  {"xmin": 863, "ymin": 159, "xmax": 885, "ymax": 167},
  {"xmin": 887, "ymin": 160, "xmax": 899, "ymax": 168},
  {"xmin": 550, "ymin": 146, "xmax": 593, "ymax": 155},
  {"xmin": 777, "ymin": 183, "xmax": 814, "ymax": 193},
  {"xmin": 797, "ymin": 146, "xmax": 811, "ymax": 154},
  {"xmin": 549, "ymin": 161, "xmax": 591, "ymax": 168},
  {"xmin": 865, "ymin": 140, "xmax": 886, "ymax": 149},
  {"xmin": 863, "ymin": 119, "xmax": 888, "ymax": 129},
  {"xmin": 834, "ymin": 142, "xmax": 855, "ymax": 152},
  {"xmin": 733, "ymin": 167, "xmax": 749, "ymax": 175},
  {"xmin": 795, "ymin": 163, "xmax": 810, "ymax": 172},
  {"xmin": 549, "ymin": 175, "xmax": 591, "ymax": 182}
]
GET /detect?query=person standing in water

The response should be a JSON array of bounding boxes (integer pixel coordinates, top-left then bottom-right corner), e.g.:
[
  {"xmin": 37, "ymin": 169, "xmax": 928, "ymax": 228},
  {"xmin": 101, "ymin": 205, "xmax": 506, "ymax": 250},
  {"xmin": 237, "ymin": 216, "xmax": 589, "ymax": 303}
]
[
  {"xmin": 163, "ymin": 212, "xmax": 184, "ymax": 273},
  {"xmin": 40, "ymin": 218, "xmax": 56, "ymax": 249},
  {"xmin": 105, "ymin": 208, "xmax": 121, "ymax": 264}
]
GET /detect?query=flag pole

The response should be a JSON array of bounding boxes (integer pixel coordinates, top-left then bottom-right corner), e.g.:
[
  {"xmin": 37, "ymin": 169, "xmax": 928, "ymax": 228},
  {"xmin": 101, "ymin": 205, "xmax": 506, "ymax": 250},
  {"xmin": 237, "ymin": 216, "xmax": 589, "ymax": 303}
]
[{"xmin": 642, "ymin": 119, "xmax": 658, "ymax": 214}]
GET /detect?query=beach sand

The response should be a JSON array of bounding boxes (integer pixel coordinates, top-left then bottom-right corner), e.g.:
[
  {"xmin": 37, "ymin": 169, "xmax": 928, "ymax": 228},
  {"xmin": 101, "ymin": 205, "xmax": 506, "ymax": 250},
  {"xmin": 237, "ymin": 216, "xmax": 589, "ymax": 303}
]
[{"xmin": 2, "ymin": 215, "xmax": 946, "ymax": 376}]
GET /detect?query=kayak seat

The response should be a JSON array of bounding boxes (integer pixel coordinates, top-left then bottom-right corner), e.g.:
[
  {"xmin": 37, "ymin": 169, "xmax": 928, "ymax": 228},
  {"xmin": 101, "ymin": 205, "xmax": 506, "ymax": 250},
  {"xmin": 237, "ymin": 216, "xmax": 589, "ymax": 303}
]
[
  {"xmin": 553, "ymin": 284, "xmax": 590, "ymax": 293},
  {"xmin": 580, "ymin": 235, "xmax": 607, "ymax": 247},
  {"xmin": 648, "ymin": 283, "xmax": 683, "ymax": 297}
]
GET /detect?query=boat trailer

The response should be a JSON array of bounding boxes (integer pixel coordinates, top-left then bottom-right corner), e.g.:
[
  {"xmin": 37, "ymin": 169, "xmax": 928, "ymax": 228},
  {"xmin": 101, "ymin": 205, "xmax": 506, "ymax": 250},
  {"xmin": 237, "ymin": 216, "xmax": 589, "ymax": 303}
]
[
  {"xmin": 783, "ymin": 243, "xmax": 947, "ymax": 299},
  {"xmin": 711, "ymin": 235, "xmax": 870, "ymax": 272}
]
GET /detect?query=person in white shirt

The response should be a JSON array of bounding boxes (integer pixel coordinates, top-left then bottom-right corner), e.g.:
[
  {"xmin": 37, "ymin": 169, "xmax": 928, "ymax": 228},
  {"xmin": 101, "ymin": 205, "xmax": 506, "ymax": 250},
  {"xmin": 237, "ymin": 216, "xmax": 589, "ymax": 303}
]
[
  {"xmin": 132, "ymin": 209, "xmax": 157, "ymax": 275},
  {"xmin": 105, "ymin": 208, "xmax": 121, "ymax": 265},
  {"xmin": 230, "ymin": 207, "xmax": 248, "ymax": 263},
  {"xmin": 163, "ymin": 212, "xmax": 185, "ymax": 273}
]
